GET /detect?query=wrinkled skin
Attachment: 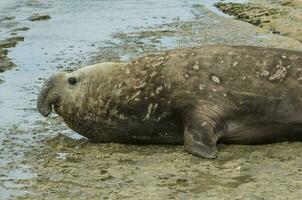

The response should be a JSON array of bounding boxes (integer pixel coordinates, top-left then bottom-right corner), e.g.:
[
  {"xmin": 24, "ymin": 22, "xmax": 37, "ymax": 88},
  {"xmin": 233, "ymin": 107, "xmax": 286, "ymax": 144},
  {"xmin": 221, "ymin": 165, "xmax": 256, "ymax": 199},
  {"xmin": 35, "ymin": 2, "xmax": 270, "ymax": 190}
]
[{"xmin": 37, "ymin": 45, "xmax": 302, "ymax": 159}]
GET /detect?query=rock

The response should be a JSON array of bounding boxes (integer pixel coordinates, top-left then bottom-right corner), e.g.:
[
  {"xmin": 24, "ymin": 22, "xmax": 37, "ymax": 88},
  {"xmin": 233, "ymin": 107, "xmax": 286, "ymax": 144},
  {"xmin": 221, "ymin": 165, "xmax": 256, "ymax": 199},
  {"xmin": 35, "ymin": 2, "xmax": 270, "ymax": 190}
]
[
  {"xmin": 0, "ymin": 36, "xmax": 23, "ymax": 76},
  {"xmin": 12, "ymin": 27, "xmax": 30, "ymax": 32},
  {"xmin": 215, "ymin": 2, "xmax": 302, "ymax": 41},
  {"xmin": 0, "ymin": 36, "xmax": 24, "ymax": 48},
  {"xmin": 0, "ymin": 47, "xmax": 16, "ymax": 75},
  {"xmin": 0, "ymin": 16, "xmax": 16, "ymax": 21},
  {"xmin": 28, "ymin": 14, "xmax": 51, "ymax": 21}
]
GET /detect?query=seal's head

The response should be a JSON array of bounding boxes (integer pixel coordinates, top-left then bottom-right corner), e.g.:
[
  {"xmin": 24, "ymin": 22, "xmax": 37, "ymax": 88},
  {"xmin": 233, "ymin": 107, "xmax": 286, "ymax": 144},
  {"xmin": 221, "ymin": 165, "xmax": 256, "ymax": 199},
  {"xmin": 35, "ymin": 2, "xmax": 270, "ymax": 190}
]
[
  {"xmin": 37, "ymin": 71, "xmax": 78, "ymax": 117},
  {"xmin": 37, "ymin": 62, "xmax": 120, "ymax": 118}
]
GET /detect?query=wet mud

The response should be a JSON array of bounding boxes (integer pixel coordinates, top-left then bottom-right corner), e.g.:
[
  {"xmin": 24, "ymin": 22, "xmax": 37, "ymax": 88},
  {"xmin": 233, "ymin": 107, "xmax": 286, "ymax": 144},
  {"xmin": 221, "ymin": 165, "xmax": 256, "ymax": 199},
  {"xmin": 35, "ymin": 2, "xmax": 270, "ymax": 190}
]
[
  {"xmin": 18, "ymin": 134, "xmax": 302, "ymax": 199},
  {"xmin": 1, "ymin": 0, "xmax": 302, "ymax": 199}
]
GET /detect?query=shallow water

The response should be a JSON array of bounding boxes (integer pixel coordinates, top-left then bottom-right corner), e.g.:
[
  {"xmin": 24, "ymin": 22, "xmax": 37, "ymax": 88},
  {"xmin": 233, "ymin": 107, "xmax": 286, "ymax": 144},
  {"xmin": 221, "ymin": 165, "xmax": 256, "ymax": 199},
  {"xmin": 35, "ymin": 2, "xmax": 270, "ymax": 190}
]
[{"xmin": 0, "ymin": 0, "xmax": 301, "ymax": 199}]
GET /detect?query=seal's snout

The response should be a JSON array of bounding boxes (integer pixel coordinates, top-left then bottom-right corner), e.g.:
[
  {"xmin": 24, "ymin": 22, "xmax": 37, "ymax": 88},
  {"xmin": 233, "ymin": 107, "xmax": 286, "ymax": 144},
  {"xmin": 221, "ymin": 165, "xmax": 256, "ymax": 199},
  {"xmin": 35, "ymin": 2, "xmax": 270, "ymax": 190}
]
[
  {"xmin": 37, "ymin": 75, "xmax": 62, "ymax": 117},
  {"xmin": 37, "ymin": 72, "xmax": 66, "ymax": 117},
  {"xmin": 37, "ymin": 78, "xmax": 53, "ymax": 117}
]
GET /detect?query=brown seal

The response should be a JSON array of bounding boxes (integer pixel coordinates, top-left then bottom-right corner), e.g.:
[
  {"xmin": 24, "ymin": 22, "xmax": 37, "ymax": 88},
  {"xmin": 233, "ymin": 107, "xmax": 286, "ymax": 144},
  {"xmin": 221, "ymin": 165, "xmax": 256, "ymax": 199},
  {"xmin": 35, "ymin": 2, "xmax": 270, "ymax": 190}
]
[{"xmin": 37, "ymin": 45, "xmax": 302, "ymax": 159}]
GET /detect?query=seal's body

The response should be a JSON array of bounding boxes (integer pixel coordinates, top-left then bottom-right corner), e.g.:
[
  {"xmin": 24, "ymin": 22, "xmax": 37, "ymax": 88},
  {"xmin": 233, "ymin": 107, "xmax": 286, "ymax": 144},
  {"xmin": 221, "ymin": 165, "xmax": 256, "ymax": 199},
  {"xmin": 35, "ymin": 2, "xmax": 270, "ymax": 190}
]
[{"xmin": 37, "ymin": 46, "xmax": 302, "ymax": 158}]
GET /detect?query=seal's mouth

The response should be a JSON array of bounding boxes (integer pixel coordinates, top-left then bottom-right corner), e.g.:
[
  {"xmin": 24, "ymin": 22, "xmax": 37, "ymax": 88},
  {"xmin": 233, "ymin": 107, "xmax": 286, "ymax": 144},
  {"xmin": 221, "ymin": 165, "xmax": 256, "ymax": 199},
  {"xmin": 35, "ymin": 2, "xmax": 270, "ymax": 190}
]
[
  {"xmin": 53, "ymin": 104, "xmax": 62, "ymax": 113},
  {"xmin": 37, "ymin": 92, "xmax": 61, "ymax": 117}
]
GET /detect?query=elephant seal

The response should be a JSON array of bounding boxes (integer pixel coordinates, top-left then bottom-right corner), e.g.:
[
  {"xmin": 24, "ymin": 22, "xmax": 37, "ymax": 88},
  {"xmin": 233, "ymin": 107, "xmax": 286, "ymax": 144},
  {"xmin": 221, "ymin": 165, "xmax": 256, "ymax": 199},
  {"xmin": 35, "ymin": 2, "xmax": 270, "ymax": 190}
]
[{"xmin": 37, "ymin": 45, "xmax": 302, "ymax": 159}]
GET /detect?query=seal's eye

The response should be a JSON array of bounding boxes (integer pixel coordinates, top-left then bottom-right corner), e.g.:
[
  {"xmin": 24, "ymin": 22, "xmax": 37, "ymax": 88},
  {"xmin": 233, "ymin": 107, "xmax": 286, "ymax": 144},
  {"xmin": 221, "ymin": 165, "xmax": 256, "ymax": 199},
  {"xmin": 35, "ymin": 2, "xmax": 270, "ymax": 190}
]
[{"xmin": 68, "ymin": 77, "xmax": 77, "ymax": 85}]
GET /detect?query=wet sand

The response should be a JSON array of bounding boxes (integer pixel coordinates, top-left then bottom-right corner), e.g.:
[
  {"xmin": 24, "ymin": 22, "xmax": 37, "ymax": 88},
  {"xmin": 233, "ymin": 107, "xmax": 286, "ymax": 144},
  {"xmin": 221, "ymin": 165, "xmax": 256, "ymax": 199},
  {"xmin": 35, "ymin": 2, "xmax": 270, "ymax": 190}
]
[
  {"xmin": 21, "ymin": 136, "xmax": 302, "ymax": 199},
  {"xmin": 0, "ymin": 0, "xmax": 302, "ymax": 199}
]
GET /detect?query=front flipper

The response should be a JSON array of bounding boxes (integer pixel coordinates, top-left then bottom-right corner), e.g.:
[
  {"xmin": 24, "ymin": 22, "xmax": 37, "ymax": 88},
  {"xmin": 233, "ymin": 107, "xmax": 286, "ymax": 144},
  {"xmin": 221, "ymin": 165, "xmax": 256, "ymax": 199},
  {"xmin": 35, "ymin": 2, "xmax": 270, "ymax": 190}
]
[{"xmin": 182, "ymin": 103, "xmax": 228, "ymax": 159}]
